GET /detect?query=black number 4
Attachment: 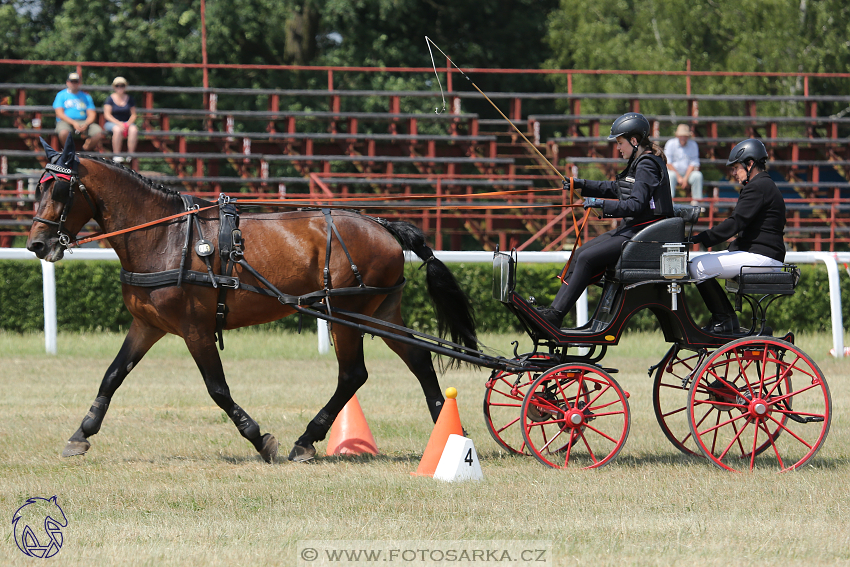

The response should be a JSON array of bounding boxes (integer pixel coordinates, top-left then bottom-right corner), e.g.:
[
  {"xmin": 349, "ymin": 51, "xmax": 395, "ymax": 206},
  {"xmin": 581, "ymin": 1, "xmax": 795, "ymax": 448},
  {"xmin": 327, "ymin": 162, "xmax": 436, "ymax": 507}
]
[{"xmin": 464, "ymin": 448, "xmax": 474, "ymax": 466}]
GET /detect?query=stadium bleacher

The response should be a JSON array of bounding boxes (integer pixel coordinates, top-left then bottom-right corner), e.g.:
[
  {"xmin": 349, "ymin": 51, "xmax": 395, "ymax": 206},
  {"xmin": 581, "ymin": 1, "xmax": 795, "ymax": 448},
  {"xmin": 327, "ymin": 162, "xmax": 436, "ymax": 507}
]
[{"xmin": 2, "ymin": 80, "xmax": 850, "ymax": 250}]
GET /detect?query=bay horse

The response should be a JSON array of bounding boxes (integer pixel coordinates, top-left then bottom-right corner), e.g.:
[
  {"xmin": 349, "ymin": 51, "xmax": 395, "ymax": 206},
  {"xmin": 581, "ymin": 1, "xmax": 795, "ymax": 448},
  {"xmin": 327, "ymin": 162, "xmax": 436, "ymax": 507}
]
[{"xmin": 26, "ymin": 138, "xmax": 477, "ymax": 463}]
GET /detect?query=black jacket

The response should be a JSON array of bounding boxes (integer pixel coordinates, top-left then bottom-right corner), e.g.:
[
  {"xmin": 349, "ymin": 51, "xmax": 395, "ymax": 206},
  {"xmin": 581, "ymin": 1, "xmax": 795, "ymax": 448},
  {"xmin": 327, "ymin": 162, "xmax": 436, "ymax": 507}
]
[
  {"xmin": 692, "ymin": 171, "xmax": 786, "ymax": 262},
  {"xmin": 581, "ymin": 153, "xmax": 674, "ymax": 236}
]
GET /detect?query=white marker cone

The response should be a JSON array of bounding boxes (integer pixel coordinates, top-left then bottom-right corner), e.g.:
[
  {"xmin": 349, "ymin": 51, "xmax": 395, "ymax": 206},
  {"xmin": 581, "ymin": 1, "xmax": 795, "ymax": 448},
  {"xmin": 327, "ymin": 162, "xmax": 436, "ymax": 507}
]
[{"xmin": 433, "ymin": 434, "xmax": 483, "ymax": 482}]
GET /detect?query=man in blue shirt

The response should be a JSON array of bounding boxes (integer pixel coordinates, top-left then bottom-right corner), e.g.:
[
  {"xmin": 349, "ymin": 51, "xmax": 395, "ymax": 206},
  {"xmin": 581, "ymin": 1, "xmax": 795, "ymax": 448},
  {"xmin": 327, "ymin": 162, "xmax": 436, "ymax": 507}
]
[
  {"xmin": 664, "ymin": 124, "xmax": 703, "ymax": 205},
  {"xmin": 53, "ymin": 72, "xmax": 103, "ymax": 151}
]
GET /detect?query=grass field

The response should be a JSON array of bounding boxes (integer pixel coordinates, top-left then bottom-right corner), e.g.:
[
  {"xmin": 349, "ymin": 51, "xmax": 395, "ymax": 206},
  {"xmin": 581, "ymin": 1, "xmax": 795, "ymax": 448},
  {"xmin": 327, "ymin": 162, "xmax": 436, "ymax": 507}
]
[{"xmin": 2, "ymin": 330, "xmax": 850, "ymax": 566}]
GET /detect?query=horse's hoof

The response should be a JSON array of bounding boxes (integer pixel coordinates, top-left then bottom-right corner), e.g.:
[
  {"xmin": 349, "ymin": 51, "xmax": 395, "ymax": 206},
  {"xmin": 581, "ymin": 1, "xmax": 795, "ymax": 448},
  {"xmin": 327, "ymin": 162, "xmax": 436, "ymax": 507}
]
[
  {"xmin": 62, "ymin": 439, "xmax": 91, "ymax": 457},
  {"xmin": 287, "ymin": 443, "xmax": 316, "ymax": 462},
  {"xmin": 259, "ymin": 433, "xmax": 279, "ymax": 463}
]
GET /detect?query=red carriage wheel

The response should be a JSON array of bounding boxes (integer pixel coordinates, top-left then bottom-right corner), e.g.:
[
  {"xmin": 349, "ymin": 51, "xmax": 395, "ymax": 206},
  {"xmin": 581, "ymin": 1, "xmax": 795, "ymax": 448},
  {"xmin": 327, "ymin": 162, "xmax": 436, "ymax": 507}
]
[
  {"xmin": 521, "ymin": 363, "xmax": 630, "ymax": 469},
  {"xmin": 687, "ymin": 337, "xmax": 831, "ymax": 472},
  {"xmin": 652, "ymin": 346, "xmax": 707, "ymax": 457},
  {"xmin": 483, "ymin": 353, "xmax": 557, "ymax": 454}
]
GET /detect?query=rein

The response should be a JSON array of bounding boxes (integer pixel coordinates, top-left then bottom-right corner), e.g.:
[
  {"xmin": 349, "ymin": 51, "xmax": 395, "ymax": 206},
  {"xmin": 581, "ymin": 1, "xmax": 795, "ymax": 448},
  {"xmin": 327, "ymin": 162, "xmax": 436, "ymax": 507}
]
[{"xmin": 69, "ymin": 197, "xmax": 583, "ymax": 248}]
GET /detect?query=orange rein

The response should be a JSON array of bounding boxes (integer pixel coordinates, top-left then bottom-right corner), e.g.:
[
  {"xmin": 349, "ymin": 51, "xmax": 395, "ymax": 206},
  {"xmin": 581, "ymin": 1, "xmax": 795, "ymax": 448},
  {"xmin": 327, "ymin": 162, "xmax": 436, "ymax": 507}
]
[{"xmin": 69, "ymin": 187, "xmax": 585, "ymax": 248}]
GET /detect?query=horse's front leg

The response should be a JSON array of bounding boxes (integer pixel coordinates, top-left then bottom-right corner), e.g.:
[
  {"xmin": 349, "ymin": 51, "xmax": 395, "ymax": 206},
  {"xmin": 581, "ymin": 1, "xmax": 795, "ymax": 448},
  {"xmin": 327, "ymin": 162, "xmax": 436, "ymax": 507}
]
[
  {"xmin": 183, "ymin": 334, "xmax": 278, "ymax": 463},
  {"xmin": 63, "ymin": 319, "xmax": 165, "ymax": 457}
]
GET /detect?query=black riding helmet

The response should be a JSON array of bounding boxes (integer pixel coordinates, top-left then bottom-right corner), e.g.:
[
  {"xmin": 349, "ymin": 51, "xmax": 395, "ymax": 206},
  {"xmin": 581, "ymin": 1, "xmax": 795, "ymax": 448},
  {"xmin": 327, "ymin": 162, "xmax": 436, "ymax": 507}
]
[
  {"xmin": 607, "ymin": 112, "xmax": 650, "ymax": 143},
  {"xmin": 726, "ymin": 138, "xmax": 768, "ymax": 184},
  {"xmin": 608, "ymin": 112, "xmax": 651, "ymax": 172}
]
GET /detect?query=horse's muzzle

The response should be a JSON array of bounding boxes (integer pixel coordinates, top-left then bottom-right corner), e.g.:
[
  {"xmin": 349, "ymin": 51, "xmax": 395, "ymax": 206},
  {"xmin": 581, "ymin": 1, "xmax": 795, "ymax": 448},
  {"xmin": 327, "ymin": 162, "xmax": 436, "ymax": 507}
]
[{"xmin": 27, "ymin": 237, "xmax": 64, "ymax": 262}]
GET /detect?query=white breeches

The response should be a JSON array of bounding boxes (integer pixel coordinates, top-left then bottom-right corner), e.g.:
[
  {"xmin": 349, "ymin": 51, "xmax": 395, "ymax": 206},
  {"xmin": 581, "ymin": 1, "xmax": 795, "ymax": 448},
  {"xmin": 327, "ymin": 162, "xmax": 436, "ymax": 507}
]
[{"xmin": 688, "ymin": 250, "xmax": 784, "ymax": 281}]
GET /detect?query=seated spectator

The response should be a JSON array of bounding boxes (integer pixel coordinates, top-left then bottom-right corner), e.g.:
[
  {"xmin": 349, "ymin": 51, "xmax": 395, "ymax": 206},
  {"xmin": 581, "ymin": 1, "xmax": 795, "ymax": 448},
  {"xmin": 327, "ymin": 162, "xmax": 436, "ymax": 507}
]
[
  {"xmin": 53, "ymin": 72, "xmax": 102, "ymax": 151},
  {"xmin": 664, "ymin": 124, "xmax": 703, "ymax": 205},
  {"xmin": 103, "ymin": 77, "xmax": 138, "ymax": 163}
]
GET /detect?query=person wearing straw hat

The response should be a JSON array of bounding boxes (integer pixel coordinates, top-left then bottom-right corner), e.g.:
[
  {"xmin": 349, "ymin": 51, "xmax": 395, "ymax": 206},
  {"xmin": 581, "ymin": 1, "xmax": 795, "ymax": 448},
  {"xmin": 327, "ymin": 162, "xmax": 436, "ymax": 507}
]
[
  {"xmin": 53, "ymin": 72, "xmax": 103, "ymax": 151},
  {"xmin": 103, "ymin": 77, "xmax": 138, "ymax": 163},
  {"xmin": 664, "ymin": 124, "xmax": 703, "ymax": 205}
]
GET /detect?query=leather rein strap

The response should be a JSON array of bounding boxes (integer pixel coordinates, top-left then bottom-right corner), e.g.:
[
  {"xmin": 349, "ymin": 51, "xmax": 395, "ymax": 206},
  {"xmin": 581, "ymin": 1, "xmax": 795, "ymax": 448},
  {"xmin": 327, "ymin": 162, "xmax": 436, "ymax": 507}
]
[{"xmin": 557, "ymin": 177, "xmax": 592, "ymax": 283}]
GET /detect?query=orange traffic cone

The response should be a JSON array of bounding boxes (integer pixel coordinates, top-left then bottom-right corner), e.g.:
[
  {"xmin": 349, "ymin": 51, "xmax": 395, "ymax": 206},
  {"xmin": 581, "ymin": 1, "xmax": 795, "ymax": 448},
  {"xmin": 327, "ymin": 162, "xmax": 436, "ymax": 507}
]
[
  {"xmin": 413, "ymin": 387, "xmax": 464, "ymax": 476},
  {"xmin": 325, "ymin": 395, "xmax": 378, "ymax": 456}
]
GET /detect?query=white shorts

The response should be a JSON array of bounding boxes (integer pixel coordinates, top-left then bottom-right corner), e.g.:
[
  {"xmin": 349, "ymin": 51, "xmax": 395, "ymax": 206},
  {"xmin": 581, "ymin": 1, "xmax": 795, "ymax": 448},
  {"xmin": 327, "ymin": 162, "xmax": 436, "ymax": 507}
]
[{"xmin": 688, "ymin": 250, "xmax": 784, "ymax": 281}]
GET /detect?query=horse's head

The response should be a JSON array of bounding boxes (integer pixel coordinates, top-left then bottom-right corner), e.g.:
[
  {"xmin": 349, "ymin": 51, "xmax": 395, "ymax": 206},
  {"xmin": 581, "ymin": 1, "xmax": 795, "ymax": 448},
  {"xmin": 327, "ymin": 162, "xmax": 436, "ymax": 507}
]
[{"xmin": 26, "ymin": 137, "xmax": 98, "ymax": 262}]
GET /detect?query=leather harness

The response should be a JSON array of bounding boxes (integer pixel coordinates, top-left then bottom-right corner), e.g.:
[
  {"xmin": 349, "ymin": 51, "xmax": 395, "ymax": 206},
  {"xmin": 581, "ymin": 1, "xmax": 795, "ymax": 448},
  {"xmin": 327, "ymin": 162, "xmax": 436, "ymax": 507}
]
[{"xmin": 117, "ymin": 195, "xmax": 405, "ymax": 350}]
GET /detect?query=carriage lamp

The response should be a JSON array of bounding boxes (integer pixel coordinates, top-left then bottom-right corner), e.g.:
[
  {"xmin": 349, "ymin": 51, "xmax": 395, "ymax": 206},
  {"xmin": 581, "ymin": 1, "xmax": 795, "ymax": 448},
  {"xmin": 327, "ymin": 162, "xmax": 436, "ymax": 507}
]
[{"xmin": 660, "ymin": 243, "xmax": 688, "ymax": 279}]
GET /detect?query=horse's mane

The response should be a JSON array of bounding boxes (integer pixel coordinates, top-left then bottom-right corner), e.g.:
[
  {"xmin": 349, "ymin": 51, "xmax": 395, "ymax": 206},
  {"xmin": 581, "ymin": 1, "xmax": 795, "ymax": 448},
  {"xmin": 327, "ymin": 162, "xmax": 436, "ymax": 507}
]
[{"xmin": 81, "ymin": 155, "xmax": 183, "ymax": 197}]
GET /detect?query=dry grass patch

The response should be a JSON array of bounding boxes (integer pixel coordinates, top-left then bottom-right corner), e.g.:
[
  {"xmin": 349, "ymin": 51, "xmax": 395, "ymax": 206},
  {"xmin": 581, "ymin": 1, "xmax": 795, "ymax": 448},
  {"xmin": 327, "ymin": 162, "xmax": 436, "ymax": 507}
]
[{"xmin": 1, "ymin": 330, "xmax": 849, "ymax": 566}]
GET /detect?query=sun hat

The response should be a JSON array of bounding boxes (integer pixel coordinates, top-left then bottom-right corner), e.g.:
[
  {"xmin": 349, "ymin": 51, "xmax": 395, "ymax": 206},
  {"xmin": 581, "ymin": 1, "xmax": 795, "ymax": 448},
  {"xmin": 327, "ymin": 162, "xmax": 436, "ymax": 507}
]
[{"xmin": 674, "ymin": 124, "xmax": 692, "ymax": 137}]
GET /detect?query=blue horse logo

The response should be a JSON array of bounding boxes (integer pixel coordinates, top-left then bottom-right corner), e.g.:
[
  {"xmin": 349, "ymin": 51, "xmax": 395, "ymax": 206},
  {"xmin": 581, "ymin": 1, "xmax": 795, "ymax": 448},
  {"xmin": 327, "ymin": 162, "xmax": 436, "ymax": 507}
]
[{"xmin": 12, "ymin": 496, "xmax": 68, "ymax": 558}]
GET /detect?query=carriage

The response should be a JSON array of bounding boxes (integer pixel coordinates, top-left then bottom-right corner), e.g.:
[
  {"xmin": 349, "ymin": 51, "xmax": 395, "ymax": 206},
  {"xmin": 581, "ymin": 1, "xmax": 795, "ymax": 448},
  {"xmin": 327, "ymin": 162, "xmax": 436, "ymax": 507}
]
[
  {"xmin": 483, "ymin": 206, "xmax": 831, "ymax": 472},
  {"xmin": 27, "ymin": 140, "xmax": 831, "ymax": 472}
]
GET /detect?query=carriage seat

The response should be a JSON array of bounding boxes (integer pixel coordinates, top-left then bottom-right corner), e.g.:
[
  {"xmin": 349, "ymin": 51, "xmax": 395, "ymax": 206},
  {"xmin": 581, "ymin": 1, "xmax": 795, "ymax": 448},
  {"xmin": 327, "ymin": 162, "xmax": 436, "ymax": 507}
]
[
  {"xmin": 672, "ymin": 204, "xmax": 701, "ymax": 224},
  {"xmin": 611, "ymin": 217, "xmax": 685, "ymax": 283},
  {"xmin": 724, "ymin": 267, "xmax": 799, "ymax": 296}
]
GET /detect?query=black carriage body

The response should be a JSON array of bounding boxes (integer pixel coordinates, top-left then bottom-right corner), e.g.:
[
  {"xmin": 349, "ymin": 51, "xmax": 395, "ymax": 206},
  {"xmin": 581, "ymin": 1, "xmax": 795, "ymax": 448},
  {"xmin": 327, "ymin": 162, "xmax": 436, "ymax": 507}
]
[{"xmin": 494, "ymin": 211, "xmax": 798, "ymax": 356}]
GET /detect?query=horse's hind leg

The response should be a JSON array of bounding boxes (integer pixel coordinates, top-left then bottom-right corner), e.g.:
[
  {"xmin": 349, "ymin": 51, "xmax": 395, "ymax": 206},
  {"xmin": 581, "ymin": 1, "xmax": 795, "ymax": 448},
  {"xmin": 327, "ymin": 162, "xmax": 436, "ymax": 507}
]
[
  {"xmin": 289, "ymin": 325, "xmax": 368, "ymax": 462},
  {"xmin": 63, "ymin": 320, "xmax": 165, "ymax": 457},
  {"xmin": 183, "ymin": 336, "xmax": 278, "ymax": 463},
  {"xmin": 375, "ymin": 300, "xmax": 445, "ymax": 424}
]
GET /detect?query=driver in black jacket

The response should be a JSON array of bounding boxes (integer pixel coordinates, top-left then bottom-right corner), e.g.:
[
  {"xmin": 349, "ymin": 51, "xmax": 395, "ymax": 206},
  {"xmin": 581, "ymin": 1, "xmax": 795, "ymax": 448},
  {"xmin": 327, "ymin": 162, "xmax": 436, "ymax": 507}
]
[
  {"xmin": 689, "ymin": 138, "xmax": 786, "ymax": 333},
  {"xmin": 536, "ymin": 113, "xmax": 674, "ymax": 328}
]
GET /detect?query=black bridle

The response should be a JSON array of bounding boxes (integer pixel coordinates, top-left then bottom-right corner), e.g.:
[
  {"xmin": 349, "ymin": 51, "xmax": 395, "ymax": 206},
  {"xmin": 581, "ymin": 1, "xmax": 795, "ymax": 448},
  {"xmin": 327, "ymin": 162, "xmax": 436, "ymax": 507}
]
[{"xmin": 32, "ymin": 162, "xmax": 99, "ymax": 250}]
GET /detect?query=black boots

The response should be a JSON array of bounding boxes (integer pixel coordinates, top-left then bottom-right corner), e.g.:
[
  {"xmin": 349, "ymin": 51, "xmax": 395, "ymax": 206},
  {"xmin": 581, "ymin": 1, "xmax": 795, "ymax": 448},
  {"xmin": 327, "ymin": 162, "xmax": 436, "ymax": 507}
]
[
  {"xmin": 535, "ymin": 306, "xmax": 565, "ymax": 329},
  {"xmin": 696, "ymin": 280, "xmax": 739, "ymax": 334}
]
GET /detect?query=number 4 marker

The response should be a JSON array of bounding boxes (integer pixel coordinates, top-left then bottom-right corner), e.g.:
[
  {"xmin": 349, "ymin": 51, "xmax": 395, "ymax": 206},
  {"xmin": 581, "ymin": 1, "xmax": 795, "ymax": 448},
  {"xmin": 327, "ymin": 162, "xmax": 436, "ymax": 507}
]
[{"xmin": 433, "ymin": 434, "xmax": 483, "ymax": 482}]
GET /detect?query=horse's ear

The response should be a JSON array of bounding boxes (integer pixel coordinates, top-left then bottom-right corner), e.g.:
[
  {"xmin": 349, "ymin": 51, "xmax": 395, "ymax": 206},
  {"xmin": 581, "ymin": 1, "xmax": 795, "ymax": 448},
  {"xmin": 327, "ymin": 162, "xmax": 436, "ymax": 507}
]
[
  {"xmin": 58, "ymin": 135, "xmax": 77, "ymax": 169},
  {"xmin": 39, "ymin": 137, "xmax": 60, "ymax": 163}
]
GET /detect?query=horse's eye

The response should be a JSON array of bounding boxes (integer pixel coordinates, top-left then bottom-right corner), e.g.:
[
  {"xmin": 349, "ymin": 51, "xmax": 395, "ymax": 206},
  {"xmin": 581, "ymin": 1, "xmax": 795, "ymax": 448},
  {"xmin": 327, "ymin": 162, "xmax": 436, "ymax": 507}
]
[{"xmin": 35, "ymin": 184, "xmax": 43, "ymax": 201}]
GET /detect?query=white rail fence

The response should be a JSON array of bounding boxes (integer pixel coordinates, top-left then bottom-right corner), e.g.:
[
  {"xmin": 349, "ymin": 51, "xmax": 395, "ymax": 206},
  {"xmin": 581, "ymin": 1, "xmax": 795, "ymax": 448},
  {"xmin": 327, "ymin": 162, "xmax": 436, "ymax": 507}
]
[{"xmin": 1, "ymin": 248, "xmax": 847, "ymax": 357}]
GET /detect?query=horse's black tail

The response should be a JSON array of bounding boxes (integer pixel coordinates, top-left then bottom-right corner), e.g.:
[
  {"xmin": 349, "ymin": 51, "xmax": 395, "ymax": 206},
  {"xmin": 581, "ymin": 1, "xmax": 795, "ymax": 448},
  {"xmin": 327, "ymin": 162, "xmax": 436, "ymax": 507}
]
[{"xmin": 378, "ymin": 219, "xmax": 478, "ymax": 353}]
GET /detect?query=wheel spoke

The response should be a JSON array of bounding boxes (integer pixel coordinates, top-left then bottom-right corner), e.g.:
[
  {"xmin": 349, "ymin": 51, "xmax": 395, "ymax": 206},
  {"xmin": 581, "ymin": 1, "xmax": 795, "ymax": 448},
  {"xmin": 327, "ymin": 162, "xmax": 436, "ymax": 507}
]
[
  {"xmin": 718, "ymin": 418, "xmax": 750, "ymax": 461},
  {"xmin": 583, "ymin": 422, "xmax": 620, "ymax": 445},
  {"xmin": 563, "ymin": 430, "xmax": 577, "ymax": 467},
  {"xmin": 750, "ymin": 418, "xmax": 760, "ymax": 471},
  {"xmin": 579, "ymin": 430, "xmax": 598, "ymax": 464},
  {"xmin": 661, "ymin": 405, "xmax": 688, "ymax": 419},
  {"xmin": 730, "ymin": 419, "xmax": 748, "ymax": 458},
  {"xmin": 769, "ymin": 381, "xmax": 822, "ymax": 405},
  {"xmin": 759, "ymin": 420, "xmax": 785, "ymax": 469},
  {"xmin": 540, "ymin": 425, "xmax": 568, "ymax": 453},
  {"xmin": 765, "ymin": 413, "xmax": 814, "ymax": 450},
  {"xmin": 699, "ymin": 410, "xmax": 750, "ymax": 437},
  {"xmin": 495, "ymin": 416, "xmax": 521, "ymax": 434}
]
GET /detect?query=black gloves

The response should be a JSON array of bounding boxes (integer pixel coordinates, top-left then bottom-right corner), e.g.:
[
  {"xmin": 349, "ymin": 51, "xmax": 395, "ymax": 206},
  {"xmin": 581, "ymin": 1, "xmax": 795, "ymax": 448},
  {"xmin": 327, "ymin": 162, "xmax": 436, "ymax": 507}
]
[
  {"xmin": 583, "ymin": 197, "xmax": 603, "ymax": 209},
  {"xmin": 563, "ymin": 178, "xmax": 586, "ymax": 191}
]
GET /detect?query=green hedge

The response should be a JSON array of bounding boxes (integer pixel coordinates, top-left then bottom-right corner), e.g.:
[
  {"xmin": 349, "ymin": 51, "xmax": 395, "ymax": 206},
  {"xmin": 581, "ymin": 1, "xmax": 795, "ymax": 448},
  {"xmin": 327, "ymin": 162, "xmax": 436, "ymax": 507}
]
[{"xmin": 0, "ymin": 260, "xmax": 846, "ymax": 335}]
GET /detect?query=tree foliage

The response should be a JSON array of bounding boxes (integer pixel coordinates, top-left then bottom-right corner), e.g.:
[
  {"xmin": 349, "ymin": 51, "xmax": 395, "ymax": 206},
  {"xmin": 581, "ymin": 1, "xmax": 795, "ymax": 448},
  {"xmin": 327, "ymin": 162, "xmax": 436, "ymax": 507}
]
[{"xmin": 545, "ymin": 0, "xmax": 850, "ymax": 116}]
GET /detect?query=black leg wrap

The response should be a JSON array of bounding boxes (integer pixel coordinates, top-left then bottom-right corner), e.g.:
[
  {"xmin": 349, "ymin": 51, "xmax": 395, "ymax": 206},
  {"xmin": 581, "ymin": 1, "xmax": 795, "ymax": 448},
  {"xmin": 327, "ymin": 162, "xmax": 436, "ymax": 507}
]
[
  {"xmin": 296, "ymin": 409, "xmax": 333, "ymax": 446},
  {"xmin": 80, "ymin": 396, "xmax": 110, "ymax": 437},
  {"xmin": 426, "ymin": 397, "xmax": 445, "ymax": 423},
  {"xmin": 229, "ymin": 404, "xmax": 261, "ymax": 443}
]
